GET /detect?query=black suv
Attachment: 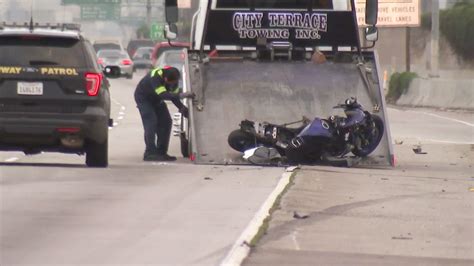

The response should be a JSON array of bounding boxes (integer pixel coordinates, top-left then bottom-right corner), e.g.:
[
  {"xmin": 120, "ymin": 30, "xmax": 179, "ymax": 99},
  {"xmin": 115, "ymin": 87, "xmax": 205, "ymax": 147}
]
[{"xmin": 0, "ymin": 23, "xmax": 119, "ymax": 167}]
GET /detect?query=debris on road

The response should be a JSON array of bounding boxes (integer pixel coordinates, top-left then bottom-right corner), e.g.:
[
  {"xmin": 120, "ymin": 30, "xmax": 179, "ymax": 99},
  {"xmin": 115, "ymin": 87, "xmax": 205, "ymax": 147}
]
[
  {"xmin": 413, "ymin": 145, "xmax": 427, "ymax": 154},
  {"xmin": 293, "ymin": 211, "xmax": 310, "ymax": 219},
  {"xmin": 392, "ymin": 235, "xmax": 413, "ymax": 240}
]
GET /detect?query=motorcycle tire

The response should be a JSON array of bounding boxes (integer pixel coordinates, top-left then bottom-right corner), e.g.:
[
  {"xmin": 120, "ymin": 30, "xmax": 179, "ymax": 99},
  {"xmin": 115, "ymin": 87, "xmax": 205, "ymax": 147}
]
[
  {"xmin": 352, "ymin": 115, "xmax": 384, "ymax": 157},
  {"xmin": 228, "ymin": 130, "xmax": 256, "ymax": 152}
]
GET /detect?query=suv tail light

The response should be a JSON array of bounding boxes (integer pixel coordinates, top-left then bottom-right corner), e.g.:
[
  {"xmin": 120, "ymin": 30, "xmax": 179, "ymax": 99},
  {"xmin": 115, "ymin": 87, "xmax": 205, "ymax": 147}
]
[
  {"xmin": 122, "ymin": 59, "xmax": 132, "ymax": 65},
  {"xmin": 97, "ymin": 58, "xmax": 104, "ymax": 65},
  {"xmin": 85, "ymin": 73, "xmax": 102, "ymax": 96}
]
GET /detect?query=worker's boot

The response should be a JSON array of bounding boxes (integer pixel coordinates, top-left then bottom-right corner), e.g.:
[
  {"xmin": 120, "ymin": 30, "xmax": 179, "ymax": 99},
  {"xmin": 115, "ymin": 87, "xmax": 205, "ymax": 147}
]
[
  {"xmin": 157, "ymin": 154, "xmax": 177, "ymax": 161},
  {"xmin": 143, "ymin": 153, "xmax": 161, "ymax": 161}
]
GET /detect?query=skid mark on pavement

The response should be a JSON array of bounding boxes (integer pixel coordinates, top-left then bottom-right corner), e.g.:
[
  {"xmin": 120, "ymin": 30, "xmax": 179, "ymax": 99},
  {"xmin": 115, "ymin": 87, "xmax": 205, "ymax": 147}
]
[{"xmin": 259, "ymin": 192, "xmax": 438, "ymax": 245}]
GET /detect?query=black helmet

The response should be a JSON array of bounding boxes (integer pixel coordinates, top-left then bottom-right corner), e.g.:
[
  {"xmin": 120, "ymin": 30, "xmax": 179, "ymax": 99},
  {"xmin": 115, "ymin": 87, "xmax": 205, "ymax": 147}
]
[{"xmin": 345, "ymin": 97, "xmax": 357, "ymax": 106}]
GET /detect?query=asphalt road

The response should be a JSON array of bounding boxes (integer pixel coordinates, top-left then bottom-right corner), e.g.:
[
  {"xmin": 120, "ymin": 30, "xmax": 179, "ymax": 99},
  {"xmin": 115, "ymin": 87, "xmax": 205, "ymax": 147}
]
[
  {"xmin": 1, "ymin": 72, "xmax": 473, "ymax": 265},
  {"xmin": 0, "ymin": 73, "xmax": 284, "ymax": 265},
  {"xmin": 244, "ymin": 106, "xmax": 474, "ymax": 265}
]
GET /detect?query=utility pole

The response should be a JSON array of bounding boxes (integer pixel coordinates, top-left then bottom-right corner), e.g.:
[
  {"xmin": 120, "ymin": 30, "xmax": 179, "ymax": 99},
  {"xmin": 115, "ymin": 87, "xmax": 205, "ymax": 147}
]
[
  {"xmin": 146, "ymin": 0, "xmax": 151, "ymax": 26},
  {"xmin": 406, "ymin": 27, "xmax": 410, "ymax": 72},
  {"xmin": 430, "ymin": 0, "xmax": 439, "ymax": 77}
]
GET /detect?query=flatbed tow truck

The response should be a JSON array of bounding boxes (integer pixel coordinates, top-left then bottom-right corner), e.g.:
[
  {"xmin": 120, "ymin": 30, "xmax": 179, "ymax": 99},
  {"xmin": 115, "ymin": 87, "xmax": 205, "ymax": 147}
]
[{"xmin": 166, "ymin": 0, "xmax": 394, "ymax": 166}]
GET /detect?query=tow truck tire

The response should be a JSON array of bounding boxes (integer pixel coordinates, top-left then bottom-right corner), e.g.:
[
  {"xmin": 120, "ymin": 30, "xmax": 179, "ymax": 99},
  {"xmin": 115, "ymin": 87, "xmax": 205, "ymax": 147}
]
[
  {"xmin": 86, "ymin": 137, "xmax": 108, "ymax": 167},
  {"xmin": 180, "ymin": 133, "xmax": 189, "ymax": 158},
  {"xmin": 228, "ymin": 130, "xmax": 255, "ymax": 152}
]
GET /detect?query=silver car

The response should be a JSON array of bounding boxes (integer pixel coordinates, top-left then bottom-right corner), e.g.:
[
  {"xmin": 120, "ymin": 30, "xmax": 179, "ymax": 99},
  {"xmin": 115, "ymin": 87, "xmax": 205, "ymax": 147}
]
[{"xmin": 97, "ymin": 49, "xmax": 134, "ymax": 79}]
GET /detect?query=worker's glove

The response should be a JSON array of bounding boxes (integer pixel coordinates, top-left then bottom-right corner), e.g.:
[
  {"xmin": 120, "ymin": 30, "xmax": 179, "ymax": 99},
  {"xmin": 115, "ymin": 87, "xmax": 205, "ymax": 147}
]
[
  {"xmin": 179, "ymin": 106, "xmax": 189, "ymax": 118},
  {"xmin": 179, "ymin": 92, "xmax": 196, "ymax": 99}
]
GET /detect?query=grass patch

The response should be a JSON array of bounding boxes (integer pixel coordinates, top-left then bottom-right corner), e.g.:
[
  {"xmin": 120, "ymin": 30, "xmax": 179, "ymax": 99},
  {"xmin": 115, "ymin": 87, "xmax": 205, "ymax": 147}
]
[
  {"xmin": 386, "ymin": 72, "xmax": 417, "ymax": 103},
  {"xmin": 248, "ymin": 171, "xmax": 297, "ymax": 247}
]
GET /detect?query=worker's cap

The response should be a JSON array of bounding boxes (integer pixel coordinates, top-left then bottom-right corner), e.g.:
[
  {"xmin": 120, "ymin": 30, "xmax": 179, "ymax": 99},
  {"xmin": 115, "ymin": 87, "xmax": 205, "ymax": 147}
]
[{"xmin": 163, "ymin": 66, "xmax": 180, "ymax": 82}]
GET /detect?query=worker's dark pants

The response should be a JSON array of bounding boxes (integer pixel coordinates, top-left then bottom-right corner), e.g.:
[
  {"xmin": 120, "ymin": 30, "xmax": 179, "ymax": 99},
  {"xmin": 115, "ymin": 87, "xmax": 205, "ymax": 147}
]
[{"xmin": 136, "ymin": 101, "xmax": 172, "ymax": 156}]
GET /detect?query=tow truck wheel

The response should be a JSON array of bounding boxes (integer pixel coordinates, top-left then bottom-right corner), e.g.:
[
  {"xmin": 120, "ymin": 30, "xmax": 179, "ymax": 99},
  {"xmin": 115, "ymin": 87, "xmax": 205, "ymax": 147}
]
[{"xmin": 86, "ymin": 137, "xmax": 108, "ymax": 167}]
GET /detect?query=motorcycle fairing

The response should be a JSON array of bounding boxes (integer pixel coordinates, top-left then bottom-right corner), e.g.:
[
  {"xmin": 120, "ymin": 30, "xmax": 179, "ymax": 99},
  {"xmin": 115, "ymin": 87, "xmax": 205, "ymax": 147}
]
[
  {"xmin": 343, "ymin": 108, "xmax": 366, "ymax": 128},
  {"xmin": 298, "ymin": 118, "xmax": 333, "ymax": 138}
]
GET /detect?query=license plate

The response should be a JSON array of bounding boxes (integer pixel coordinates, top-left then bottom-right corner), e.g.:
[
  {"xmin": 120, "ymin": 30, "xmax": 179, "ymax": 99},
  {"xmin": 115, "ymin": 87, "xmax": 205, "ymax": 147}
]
[{"xmin": 17, "ymin": 82, "xmax": 43, "ymax": 95}]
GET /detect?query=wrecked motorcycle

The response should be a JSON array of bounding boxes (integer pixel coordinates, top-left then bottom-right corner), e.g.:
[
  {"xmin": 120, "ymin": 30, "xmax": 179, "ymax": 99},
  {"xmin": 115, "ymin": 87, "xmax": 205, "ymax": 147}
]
[{"xmin": 227, "ymin": 97, "xmax": 384, "ymax": 164}]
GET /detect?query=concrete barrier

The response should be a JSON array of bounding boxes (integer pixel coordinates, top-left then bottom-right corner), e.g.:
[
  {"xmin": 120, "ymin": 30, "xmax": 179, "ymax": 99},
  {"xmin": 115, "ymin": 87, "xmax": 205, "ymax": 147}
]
[{"xmin": 396, "ymin": 78, "xmax": 474, "ymax": 110}]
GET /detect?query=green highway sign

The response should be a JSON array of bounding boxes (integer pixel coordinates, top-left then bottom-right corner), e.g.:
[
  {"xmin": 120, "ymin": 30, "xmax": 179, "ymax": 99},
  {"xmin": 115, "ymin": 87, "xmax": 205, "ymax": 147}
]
[
  {"xmin": 81, "ymin": 4, "xmax": 121, "ymax": 20},
  {"xmin": 63, "ymin": 0, "xmax": 121, "ymax": 4},
  {"xmin": 150, "ymin": 23, "xmax": 164, "ymax": 41}
]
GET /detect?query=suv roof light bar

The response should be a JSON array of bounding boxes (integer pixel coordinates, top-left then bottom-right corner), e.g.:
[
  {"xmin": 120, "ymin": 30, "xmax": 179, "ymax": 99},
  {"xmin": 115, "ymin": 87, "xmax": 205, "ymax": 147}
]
[{"xmin": 0, "ymin": 22, "xmax": 81, "ymax": 32}]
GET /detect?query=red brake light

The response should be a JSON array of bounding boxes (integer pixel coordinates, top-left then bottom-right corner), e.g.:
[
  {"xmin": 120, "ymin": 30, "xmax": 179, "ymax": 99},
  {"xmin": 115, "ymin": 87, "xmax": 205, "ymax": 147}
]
[
  {"xmin": 97, "ymin": 58, "xmax": 104, "ymax": 65},
  {"xmin": 57, "ymin": 127, "xmax": 80, "ymax": 133},
  {"xmin": 21, "ymin": 36, "xmax": 42, "ymax": 40},
  {"xmin": 122, "ymin": 59, "xmax": 132, "ymax": 65},
  {"xmin": 85, "ymin": 73, "xmax": 102, "ymax": 96}
]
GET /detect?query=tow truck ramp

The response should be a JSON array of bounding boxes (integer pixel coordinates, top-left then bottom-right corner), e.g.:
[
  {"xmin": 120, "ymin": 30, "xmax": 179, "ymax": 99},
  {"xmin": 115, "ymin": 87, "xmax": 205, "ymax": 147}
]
[{"xmin": 187, "ymin": 53, "xmax": 394, "ymax": 166}]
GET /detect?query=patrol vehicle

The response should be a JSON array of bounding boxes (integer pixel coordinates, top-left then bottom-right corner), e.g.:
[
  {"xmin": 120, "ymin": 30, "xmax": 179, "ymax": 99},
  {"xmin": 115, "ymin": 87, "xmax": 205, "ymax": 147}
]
[{"xmin": 0, "ymin": 22, "xmax": 120, "ymax": 167}]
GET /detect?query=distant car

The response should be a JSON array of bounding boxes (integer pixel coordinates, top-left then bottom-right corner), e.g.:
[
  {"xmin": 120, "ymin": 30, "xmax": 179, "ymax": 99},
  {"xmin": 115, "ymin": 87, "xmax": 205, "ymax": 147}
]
[
  {"xmin": 151, "ymin": 41, "xmax": 190, "ymax": 65},
  {"xmin": 127, "ymin": 39, "xmax": 155, "ymax": 58},
  {"xmin": 0, "ymin": 23, "xmax": 121, "ymax": 167},
  {"xmin": 132, "ymin": 46, "xmax": 154, "ymax": 70},
  {"xmin": 93, "ymin": 39, "xmax": 125, "ymax": 52},
  {"xmin": 97, "ymin": 49, "xmax": 134, "ymax": 79}
]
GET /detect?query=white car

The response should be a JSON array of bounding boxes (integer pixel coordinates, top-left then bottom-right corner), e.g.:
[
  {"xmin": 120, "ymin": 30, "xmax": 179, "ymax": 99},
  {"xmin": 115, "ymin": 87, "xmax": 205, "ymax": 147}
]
[
  {"xmin": 97, "ymin": 49, "xmax": 134, "ymax": 79},
  {"xmin": 92, "ymin": 39, "xmax": 125, "ymax": 53},
  {"xmin": 155, "ymin": 49, "xmax": 186, "ymax": 87}
]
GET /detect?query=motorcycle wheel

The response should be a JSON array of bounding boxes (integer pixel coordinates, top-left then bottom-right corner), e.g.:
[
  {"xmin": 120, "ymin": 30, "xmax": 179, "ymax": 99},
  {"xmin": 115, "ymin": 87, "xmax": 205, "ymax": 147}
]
[
  {"xmin": 228, "ymin": 130, "xmax": 256, "ymax": 152},
  {"xmin": 352, "ymin": 115, "xmax": 384, "ymax": 157}
]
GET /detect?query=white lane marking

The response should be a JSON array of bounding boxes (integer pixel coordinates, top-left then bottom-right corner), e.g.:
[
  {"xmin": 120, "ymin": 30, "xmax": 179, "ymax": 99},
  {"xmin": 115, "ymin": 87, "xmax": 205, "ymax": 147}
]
[
  {"xmin": 422, "ymin": 138, "xmax": 473, "ymax": 145},
  {"xmin": 291, "ymin": 231, "xmax": 301, "ymax": 251},
  {"xmin": 414, "ymin": 111, "xmax": 474, "ymax": 127},
  {"xmin": 111, "ymin": 97, "xmax": 126, "ymax": 128},
  {"xmin": 389, "ymin": 108, "xmax": 474, "ymax": 127},
  {"xmin": 5, "ymin": 157, "xmax": 19, "ymax": 162},
  {"xmin": 220, "ymin": 171, "xmax": 293, "ymax": 266}
]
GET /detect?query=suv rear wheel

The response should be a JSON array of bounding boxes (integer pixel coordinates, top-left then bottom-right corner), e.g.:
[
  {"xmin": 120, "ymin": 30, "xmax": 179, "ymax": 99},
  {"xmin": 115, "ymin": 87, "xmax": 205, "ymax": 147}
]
[{"xmin": 86, "ymin": 137, "xmax": 108, "ymax": 167}]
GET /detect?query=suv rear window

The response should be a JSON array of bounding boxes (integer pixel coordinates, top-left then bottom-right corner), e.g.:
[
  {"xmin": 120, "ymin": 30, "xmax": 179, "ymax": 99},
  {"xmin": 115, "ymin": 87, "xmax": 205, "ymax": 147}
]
[
  {"xmin": 0, "ymin": 36, "xmax": 87, "ymax": 67},
  {"xmin": 93, "ymin": 43, "xmax": 121, "ymax": 52}
]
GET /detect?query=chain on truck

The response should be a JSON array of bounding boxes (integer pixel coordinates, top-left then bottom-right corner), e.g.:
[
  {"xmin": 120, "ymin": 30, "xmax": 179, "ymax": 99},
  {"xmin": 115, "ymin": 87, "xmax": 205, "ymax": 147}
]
[{"xmin": 165, "ymin": 0, "xmax": 395, "ymax": 167}]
